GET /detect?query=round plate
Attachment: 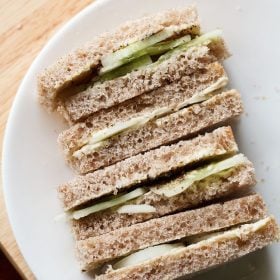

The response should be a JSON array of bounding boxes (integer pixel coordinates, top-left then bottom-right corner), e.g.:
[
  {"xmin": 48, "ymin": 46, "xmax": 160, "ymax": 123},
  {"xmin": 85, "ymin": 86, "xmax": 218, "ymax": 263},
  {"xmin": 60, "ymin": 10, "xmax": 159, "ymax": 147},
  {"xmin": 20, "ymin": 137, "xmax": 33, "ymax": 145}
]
[{"xmin": 2, "ymin": 0, "xmax": 280, "ymax": 279}]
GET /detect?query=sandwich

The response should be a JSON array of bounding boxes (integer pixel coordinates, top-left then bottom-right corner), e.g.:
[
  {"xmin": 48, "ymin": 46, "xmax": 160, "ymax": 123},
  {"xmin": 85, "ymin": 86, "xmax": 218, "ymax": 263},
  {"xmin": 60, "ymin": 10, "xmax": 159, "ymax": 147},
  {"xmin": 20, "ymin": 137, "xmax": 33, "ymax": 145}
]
[
  {"xmin": 71, "ymin": 153, "xmax": 255, "ymax": 241},
  {"xmin": 59, "ymin": 126, "xmax": 256, "ymax": 241},
  {"xmin": 58, "ymin": 89, "xmax": 242, "ymax": 174},
  {"xmin": 58, "ymin": 126, "xmax": 240, "ymax": 211},
  {"xmin": 38, "ymin": 6, "xmax": 201, "ymax": 112},
  {"xmin": 57, "ymin": 32, "xmax": 227, "ymax": 124},
  {"xmin": 75, "ymin": 194, "xmax": 276, "ymax": 272},
  {"xmin": 39, "ymin": 6, "xmax": 234, "ymax": 175},
  {"xmin": 47, "ymin": 6, "xmax": 279, "ymax": 279},
  {"xmin": 38, "ymin": 6, "xmax": 230, "ymax": 120},
  {"xmin": 94, "ymin": 215, "xmax": 279, "ymax": 279},
  {"xmin": 57, "ymin": 126, "xmax": 279, "ymax": 277}
]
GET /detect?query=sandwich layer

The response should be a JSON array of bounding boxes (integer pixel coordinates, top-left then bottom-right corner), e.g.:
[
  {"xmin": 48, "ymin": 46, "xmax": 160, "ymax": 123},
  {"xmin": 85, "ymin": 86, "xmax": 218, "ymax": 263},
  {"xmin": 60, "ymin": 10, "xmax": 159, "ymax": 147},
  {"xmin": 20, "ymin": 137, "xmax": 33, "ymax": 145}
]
[
  {"xmin": 66, "ymin": 89, "xmax": 243, "ymax": 174},
  {"xmin": 70, "ymin": 154, "xmax": 251, "ymax": 220},
  {"xmin": 58, "ymin": 61, "xmax": 227, "ymax": 157},
  {"xmin": 95, "ymin": 216, "xmax": 279, "ymax": 279},
  {"xmin": 77, "ymin": 194, "xmax": 266, "ymax": 270},
  {"xmin": 58, "ymin": 126, "xmax": 238, "ymax": 210},
  {"xmin": 59, "ymin": 39, "xmax": 228, "ymax": 123},
  {"xmin": 72, "ymin": 162, "xmax": 256, "ymax": 240},
  {"xmin": 38, "ymin": 6, "xmax": 200, "ymax": 111}
]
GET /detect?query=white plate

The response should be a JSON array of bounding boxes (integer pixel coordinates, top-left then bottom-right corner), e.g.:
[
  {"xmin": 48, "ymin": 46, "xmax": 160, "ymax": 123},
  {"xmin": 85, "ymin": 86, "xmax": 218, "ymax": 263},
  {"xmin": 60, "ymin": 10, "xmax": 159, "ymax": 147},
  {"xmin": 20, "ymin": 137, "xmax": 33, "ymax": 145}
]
[{"xmin": 2, "ymin": 0, "xmax": 280, "ymax": 279}]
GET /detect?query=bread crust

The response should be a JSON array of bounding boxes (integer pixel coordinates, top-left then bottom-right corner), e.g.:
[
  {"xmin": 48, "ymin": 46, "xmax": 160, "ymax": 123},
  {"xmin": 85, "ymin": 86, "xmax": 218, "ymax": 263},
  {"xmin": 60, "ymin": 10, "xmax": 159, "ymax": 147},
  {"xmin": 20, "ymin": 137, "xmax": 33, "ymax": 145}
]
[
  {"xmin": 77, "ymin": 194, "xmax": 266, "ymax": 271},
  {"xmin": 95, "ymin": 217, "xmax": 279, "ymax": 279},
  {"xmin": 38, "ymin": 6, "xmax": 200, "ymax": 111},
  {"xmin": 58, "ymin": 126, "xmax": 238, "ymax": 210}
]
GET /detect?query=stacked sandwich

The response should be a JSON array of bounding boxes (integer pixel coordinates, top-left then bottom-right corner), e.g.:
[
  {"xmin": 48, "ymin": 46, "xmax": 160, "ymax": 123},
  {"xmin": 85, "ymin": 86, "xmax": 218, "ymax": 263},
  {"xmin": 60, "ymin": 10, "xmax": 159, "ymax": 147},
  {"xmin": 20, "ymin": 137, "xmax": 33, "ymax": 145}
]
[{"xmin": 38, "ymin": 6, "xmax": 279, "ymax": 279}]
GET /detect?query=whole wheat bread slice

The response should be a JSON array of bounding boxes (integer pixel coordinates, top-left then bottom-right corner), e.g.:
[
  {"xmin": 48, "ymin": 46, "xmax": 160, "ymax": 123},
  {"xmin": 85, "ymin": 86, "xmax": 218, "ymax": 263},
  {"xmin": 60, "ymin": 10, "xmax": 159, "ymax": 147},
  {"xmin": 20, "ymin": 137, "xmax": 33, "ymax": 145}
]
[
  {"xmin": 95, "ymin": 216, "xmax": 279, "ymax": 279},
  {"xmin": 59, "ymin": 40, "xmax": 228, "ymax": 123},
  {"xmin": 77, "ymin": 194, "xmax": 266, "ymax": 271},
  {"xmin": 58, "ymin": 62, "xmax": 227, "ymax": 156},
  {"xmin": 38, "ymin": 6, "xmax": 200, "ymax": 111},
  {"xmin": 63, "ymin": 89, "xmax": 243, "ymax": 174},
  {"xmin": 58, "ymin": 126, "xmax": 238, "ymax": 210},
  {"xmin": 72, "ymin": 162, "xmax": 256, "ymax": 240}
]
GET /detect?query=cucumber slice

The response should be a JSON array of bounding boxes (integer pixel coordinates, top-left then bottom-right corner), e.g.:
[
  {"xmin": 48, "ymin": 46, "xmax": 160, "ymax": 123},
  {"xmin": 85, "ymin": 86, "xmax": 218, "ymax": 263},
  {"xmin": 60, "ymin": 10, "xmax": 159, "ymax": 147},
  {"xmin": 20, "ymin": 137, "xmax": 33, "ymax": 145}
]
[
  {"xmin": 174, "ymin": 76, "xmax": 228, "ymax": 111},
  {"xmin": 100, "ymin": 24, "xmax": 193, "ymax": 74},
  {"xmin": 99, "ymin": 35, "xmax": 190, "ymax": 77},
  {"xmin": 116, "ymin": 204, "xmax": 156, "ymax": 214},
  {"xmin": 156, "ymin": 29, "xmax": 222, "ymax": 64},
  {"xmin": 99, "ymin": 55, "xmax": 152, "ymax": 82},
  {"xmin": 144, "ymin": 34, "xmax": 191, "ymax": 56},
  {"xmin": 73, "ymin": 141, "xmax": 106, "ymax": 159},
  {"xmin": 72, "ymin": 188, "xmax": 147, "ymax": 220},
  {"xmin": 113, "ymin": 243, "xmax": 185, "ymax": 269},
  {"xmin": 124, "ymin": 34, "xmax": 191, "ymax": 61},
  {"xmin": 101, "ymin": 28, "xmax": 175, "ymax": 72},
  {"xmin": 151, "ymin": 154, "xmax": 248, "ymax": 197},
  {"xmin": 100, "ymin": 30, "xmax": 222, "ymax": 76},
  {"xmin": 86, "ymin": 106, "xmax": 169, "ymax": 146},
  {"xmin": 110, "ymin": 34, "xmax": 191, "ymax": 66}
]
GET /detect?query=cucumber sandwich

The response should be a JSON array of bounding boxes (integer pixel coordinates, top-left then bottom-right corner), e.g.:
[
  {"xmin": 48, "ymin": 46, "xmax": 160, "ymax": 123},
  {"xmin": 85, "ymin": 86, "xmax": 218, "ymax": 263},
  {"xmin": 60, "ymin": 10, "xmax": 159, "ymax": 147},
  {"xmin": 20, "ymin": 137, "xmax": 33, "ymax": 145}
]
[
  {"xmin": 37, "ymin": 5, "xmax": 280, "ymax": 279},
  {"xmin": 38, "ymin": 6, "xmax": 201, "ymax": 111},
  {"xmin": 58, "ymin": 126, "xmax": 279, "ymax": 276}
]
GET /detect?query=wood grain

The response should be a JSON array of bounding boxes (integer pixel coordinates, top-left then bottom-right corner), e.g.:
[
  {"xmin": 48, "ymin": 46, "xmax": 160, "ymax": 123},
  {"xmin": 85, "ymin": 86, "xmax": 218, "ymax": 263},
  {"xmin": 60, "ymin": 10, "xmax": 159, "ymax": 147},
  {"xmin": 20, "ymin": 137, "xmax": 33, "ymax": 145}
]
[{"xmin": 0, "ymin": 1, "xmax": 93, "ymax": 279}]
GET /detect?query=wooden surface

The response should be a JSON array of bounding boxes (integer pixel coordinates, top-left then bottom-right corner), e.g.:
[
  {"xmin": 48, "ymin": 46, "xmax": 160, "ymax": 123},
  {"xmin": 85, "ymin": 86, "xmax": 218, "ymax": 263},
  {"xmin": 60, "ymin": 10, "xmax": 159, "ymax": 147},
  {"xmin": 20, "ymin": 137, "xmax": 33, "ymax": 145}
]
[
  {"xmin": 0, "ymin": 1, "xmax": 93, "ymax": 279},
  {"xmin": 0, "ymin": 250, "xmax": 22, "ymax": 280}
]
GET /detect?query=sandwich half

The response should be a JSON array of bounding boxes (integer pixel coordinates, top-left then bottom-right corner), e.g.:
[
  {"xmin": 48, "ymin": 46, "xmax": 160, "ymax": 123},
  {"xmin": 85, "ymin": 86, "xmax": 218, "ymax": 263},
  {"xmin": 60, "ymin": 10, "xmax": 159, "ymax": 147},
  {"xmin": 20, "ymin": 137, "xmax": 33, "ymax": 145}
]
[
  {"xmin": 71, "ymin": 153, "xmax": 256, "ymax": 240},
  {"xmin": 58, "ymin": 89, "xmax": 242, "ymax": 174},
  {"xmin": 75, "ymin": 194, "xmax": 276, "ymax": 272},
  {"xmin": 94, "ymin": 215, "xmax": 279, "ymax": 279},
  {"xmin": 58, "ymin": 61, "xmax": 227, "ymax": 151},
  {"xmin": 58, "ymin": 126, "xmax": 239, "ymax": 211},
  {"xmin": 58, "ymin": 32, "xmax": 228, "ymax": 123},
  {"xmin": 38, "ymin": 6, "xmax": 230, "ymax": 126},
  {"xmin": 38, "ymin": 6, "xmax": 201, "ymax": 112}
]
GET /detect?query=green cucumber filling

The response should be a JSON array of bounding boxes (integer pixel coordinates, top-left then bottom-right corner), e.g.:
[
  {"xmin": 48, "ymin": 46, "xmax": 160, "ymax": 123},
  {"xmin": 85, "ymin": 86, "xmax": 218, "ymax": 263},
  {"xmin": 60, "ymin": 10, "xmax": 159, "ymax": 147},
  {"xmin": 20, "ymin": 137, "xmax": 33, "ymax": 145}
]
[
  {"xmin": 98, "ymin": 55, "xmax": 153, "ymax": 82},
  {"xmin": 155, "ymin": 29, "xmax": 222, "ymax": 65},
  {"xmin": 69, "ymin": 154, "xmax": 247, "ymax": 219},
  {"xmin": 98, "ymin": 34, "xmax": 191, "ymax": 81},
  {"xmin": 72, "ymin": 188, "xmax": 147, "ymax": 220},
  {"xmin": 151, "ymin": 154, "xmax": 248, "ymax": 197},
  {"xmin": 100, "ymin": 24, "xmax": 195, "ymax": 73},
  {"xmin": 110, "ymin": 218, "xmax": 269, "ymax": 270},
  {"xmin": 72, "ymin": 75, "xmax": 228, "ymax": 159},
  {"xmin": 99, "ymin": 29, "xmax": 222, "ymax": 76},
  {"xmin": 113, "ymin": 243, "xmax": 185, "ymax": 269}
]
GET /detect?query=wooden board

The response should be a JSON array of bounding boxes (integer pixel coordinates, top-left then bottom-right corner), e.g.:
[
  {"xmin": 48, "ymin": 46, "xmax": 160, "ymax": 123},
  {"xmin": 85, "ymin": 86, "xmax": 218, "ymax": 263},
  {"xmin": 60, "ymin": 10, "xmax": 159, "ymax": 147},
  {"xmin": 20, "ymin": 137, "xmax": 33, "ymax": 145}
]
[{"xmin": 0, "ymin": 1, "xmax": 93, "ymax": 279}]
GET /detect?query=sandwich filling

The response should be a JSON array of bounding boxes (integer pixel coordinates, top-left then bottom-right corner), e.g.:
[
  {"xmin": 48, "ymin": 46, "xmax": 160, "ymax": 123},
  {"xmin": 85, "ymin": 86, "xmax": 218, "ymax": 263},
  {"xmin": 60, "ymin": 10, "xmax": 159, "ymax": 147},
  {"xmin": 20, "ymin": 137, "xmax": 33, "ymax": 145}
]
[
  {"xmin": 70, "ymin": 154, "xmax": 248, "ymax": 220},
  {"xmin": 73, "ymin": 74, "xmax": 228, "ymax": 159},
  {"xmin": 151, "ymin": 154, "xmax": 247, "ymax": 197},
  {"xmin": 100, "ymin": 29, "xmax": 221, "ymax": 74},
  {"xmin": 109, "ymin": 217, "xmax": 271, "ymax": 271}
]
